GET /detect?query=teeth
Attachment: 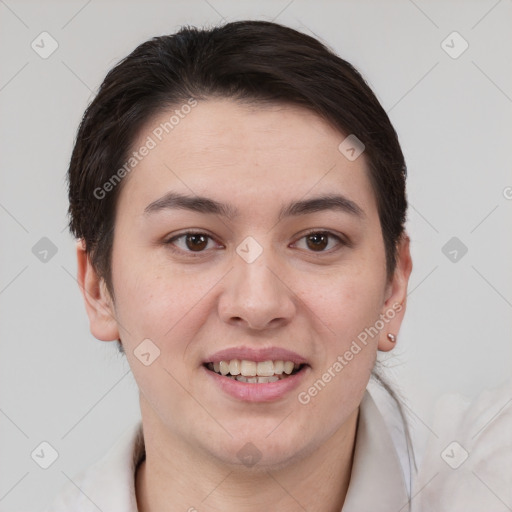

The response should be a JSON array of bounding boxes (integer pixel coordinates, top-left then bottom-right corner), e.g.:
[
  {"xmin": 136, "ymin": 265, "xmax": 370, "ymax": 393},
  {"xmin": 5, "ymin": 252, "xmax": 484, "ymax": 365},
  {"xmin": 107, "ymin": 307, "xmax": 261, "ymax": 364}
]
[
  {"xmin": 219, "ymin": 361, "xmax": 230, "ymax": 375},
  {"xmin": 208, "ymin": 359, "xmax": 303, "ymax": 380},
  {"xmin": 274, "ymin": 360, "xmax": 284, "ymax": 374},
  {"xmin": 256, "ymin": 360, "xmax": 274, "ymax": 376},
  {"xmin": 240, "ymin": 360, "xmax": 257, "ymax": 377},
  {"xmin": 229, "ymin": 359, "xmax": 241, "ymax": 375},
  {"xmin": 283, "ymin": 361, "xmax": 294, "ymax": 374},
  {"xmin": 256, "ymin": 376, "xmax": 280, "ymax": 383},
  {"xmin": 235, "ymin": 375, "xmax": 280, "ymax": 383}
]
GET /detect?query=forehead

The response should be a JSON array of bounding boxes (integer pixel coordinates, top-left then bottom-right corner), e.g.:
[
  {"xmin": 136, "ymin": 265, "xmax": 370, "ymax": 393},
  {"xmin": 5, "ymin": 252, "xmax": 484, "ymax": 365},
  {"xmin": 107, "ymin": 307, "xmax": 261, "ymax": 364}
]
[{"xmin": 116, "ymin": 99, "xmax": 378, "ymax": 221}]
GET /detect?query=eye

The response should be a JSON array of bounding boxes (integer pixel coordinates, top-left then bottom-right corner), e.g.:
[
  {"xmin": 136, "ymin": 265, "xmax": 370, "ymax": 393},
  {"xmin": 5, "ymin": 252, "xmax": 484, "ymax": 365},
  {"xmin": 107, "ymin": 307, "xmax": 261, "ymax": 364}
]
[
  {"xmin": 165, "ymin": 232, "xmax": 220, "ymax": 256},
  {"xmin": 164, "ymin": 230, "xmax": 347, "ymax": 257},
  {"xmin": 293, "ymin": 231, "xmax": 346, "ymax": 253}
]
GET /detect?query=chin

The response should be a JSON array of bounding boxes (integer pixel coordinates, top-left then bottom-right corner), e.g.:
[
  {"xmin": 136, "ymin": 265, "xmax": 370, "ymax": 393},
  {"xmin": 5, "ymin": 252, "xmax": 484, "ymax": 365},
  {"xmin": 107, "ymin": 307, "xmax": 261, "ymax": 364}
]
[
  {"xmin": 216, "ymin": 447, "xmax": 301, "ymax": 473},
  {"xmin": 206, "ymin": 430, "xmax": 314, "ymax": 472}
]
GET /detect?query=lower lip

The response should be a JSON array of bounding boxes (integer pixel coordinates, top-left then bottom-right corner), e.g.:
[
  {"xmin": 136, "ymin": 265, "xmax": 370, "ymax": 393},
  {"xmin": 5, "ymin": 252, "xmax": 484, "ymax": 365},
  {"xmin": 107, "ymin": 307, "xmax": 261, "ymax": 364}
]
[{"xmin": 202, "ymin": 365, "xmax": 309, "ymax": 402}]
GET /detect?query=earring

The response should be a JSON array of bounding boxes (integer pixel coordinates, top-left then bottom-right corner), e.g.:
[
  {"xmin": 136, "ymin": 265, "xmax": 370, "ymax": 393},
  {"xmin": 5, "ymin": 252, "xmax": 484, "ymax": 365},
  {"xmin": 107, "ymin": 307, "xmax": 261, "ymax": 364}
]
[{"xmin": 387, "ymin": 333, "xmax": 396, "ymax": 343}]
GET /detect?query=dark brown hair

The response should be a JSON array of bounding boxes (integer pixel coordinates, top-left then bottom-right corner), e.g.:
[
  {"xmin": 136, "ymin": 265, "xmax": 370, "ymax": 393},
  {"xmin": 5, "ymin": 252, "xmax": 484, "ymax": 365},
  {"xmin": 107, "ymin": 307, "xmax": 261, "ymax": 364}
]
[{"xmin": 67, "ymin": 20, "xmax": 407, "ymax": 299}]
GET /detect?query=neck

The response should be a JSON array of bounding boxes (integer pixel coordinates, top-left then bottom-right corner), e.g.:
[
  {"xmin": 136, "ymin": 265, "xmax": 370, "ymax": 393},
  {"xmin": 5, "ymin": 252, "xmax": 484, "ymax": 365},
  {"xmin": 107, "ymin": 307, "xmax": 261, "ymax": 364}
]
[{"xmin": 136, "ymin": 405, "xmax": 359, "ymax": 512}]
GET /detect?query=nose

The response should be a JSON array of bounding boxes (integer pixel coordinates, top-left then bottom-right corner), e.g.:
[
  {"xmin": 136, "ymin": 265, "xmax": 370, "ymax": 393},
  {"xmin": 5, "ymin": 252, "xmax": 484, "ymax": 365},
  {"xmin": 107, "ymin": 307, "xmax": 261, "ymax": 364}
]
[{"xmin": 218, "ymin": 247, "xmax": 296, "ymax": 331}]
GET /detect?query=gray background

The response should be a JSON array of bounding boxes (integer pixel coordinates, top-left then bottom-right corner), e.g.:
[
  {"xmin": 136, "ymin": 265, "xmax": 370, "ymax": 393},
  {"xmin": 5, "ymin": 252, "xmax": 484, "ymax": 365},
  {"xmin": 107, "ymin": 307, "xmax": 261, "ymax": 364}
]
[{"xmin": 0, "ymin": 0, "xmax": 511, "ymax": 510}]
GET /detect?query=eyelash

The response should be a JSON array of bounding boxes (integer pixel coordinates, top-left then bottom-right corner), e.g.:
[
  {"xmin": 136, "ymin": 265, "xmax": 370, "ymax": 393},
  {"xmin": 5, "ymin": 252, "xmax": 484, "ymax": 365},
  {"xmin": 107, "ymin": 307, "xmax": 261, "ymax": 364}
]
[{"xmin": 164, "ymin": 230, "xmax": 348, "ymax": 258}]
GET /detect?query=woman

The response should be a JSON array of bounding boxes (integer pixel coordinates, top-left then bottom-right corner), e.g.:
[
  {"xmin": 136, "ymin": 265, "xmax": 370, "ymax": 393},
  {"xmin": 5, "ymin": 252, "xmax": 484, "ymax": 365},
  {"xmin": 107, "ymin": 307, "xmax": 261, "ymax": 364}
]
[{"xmin": 48, "ymin": 20, "xmax": 415, "ymax": 511}]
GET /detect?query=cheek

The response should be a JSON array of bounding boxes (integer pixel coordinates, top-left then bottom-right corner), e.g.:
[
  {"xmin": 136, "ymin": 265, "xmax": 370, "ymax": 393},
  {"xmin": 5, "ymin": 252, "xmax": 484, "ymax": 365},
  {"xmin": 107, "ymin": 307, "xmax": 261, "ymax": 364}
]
[
  {"xmin": 110, "ymin": 249, "xmax": 226, "ymax": 368},
  {"xmin": 111, "ymin": 258, "xmax": 209, "ymax": 408},
  {"xmin": 110, "ymin": 247, "xmax": 193, "ymax": 339},
  {"xmin": 294, "ymin": 250, "xmax": 386, "ymax": 404},
  {"xmin": 293, "ymin": 272, "xmax": 383, "ymax": 425},
  {"xmin": 300, "ymin": 261, "xmax": 387, "ymax": 343}
]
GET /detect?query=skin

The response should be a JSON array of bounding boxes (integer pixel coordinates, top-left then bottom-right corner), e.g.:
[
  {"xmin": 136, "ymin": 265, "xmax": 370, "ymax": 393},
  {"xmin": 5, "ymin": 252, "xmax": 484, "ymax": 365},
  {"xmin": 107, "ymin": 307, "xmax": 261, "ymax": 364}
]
[{"xmin": 77, "ymin": 99, "xmax": 412, "ymax": 512}]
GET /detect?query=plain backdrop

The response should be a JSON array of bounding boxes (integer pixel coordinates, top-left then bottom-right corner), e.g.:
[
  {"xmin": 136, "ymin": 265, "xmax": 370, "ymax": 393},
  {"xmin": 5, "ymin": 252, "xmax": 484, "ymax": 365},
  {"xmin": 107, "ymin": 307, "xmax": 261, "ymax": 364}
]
[{"xmin": 0, "ymin": 1, "xmax": 511, "ymax": 510}]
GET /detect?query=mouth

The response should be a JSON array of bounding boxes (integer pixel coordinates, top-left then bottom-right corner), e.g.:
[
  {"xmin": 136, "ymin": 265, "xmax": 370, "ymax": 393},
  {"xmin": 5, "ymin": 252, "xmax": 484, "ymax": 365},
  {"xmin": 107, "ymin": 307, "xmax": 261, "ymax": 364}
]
[
  {"xmin": 203, "ymin": 359, "xmax": 308, "ymax": 383},
  {"xmin": 202, "ymin": 347, "xmax": 310, "ymax": 401}
]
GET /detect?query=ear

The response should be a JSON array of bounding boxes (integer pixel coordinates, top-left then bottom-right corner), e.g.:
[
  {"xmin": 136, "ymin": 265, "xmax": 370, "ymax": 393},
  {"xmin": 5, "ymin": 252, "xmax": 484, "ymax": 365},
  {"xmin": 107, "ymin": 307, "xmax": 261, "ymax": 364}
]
[
  {"xmin": 76, "ymin": 239, "xmax": 120, "ymax": 342},
  {"xmin": 378, "ymin": 234, "xmax": 413, "ymax": 352}
]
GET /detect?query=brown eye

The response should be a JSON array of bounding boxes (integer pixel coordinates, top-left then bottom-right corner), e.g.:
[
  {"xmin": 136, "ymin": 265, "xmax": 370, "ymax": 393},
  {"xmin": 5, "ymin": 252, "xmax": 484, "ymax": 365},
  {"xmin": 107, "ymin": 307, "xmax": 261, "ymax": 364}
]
[
  {"xmin": 165, "ymin": 232, "xmax": 218, "ymax": 256},
  {"xmin": 306, "ymin": 233, "xmax": 329, "ymax": 251},
  {"xmin": 293, "ymin": 231, "xmax": 346, "ymax": 253},
  {"xmin": 185, "ymin": 233, "xmax": 208, "ymax": 251}
]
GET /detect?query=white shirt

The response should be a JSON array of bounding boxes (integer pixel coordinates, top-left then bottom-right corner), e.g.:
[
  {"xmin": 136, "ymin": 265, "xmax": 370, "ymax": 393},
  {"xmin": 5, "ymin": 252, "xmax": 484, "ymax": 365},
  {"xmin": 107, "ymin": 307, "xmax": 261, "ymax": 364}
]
[{"xmin": 45, "ymin": 383, "xmax": 414, "ymax": 511}]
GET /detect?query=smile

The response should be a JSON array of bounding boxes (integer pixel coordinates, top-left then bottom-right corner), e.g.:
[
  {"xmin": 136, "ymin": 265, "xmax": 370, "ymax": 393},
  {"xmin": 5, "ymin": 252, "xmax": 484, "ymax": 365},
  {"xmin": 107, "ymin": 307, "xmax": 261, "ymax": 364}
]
[{"xmin": 205, "ymin": 359, "xmax": 305, "ymax": 383}]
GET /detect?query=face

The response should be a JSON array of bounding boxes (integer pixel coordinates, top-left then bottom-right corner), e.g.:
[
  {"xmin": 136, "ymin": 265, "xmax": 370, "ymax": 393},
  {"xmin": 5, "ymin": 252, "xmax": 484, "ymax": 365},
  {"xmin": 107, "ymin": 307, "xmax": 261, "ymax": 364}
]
[{"xmin": 79, "ymin": 99, "xmax": 411, "ymax": 469}]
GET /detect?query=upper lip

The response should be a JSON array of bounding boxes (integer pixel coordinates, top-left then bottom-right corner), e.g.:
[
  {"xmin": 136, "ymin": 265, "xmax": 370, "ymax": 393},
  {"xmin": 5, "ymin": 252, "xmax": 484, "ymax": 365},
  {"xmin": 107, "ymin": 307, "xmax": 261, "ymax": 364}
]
[{"xmin": 204, "ymin": 346, "xmax": 308, "ymax": 365}]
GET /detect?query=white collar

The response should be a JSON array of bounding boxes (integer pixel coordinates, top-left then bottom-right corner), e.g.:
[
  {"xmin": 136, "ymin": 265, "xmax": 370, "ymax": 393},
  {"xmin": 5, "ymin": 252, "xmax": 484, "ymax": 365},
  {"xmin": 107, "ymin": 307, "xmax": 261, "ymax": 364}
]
[
  {"xmin": 342, "ymin": 388, "xmax": 412, "ymax": 511},
  {"xmin": 46, "ymin": 387, "xmax": 412, "ymax": 511}
]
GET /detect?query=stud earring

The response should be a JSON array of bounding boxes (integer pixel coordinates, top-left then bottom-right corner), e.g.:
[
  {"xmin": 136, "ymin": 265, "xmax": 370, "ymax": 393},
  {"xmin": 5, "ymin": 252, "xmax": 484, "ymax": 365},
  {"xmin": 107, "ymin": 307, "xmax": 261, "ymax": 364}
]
[{"xmin": 387, "ymin": 333, "xmax": 396, "ymax": 343}]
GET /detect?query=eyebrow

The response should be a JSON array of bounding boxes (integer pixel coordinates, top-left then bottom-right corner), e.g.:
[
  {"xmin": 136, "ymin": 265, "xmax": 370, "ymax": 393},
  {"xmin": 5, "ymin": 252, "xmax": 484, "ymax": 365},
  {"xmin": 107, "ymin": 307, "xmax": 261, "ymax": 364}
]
[{"xmin": 143, "ymin": 191, "xmax": 365, "ymax": 221}]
